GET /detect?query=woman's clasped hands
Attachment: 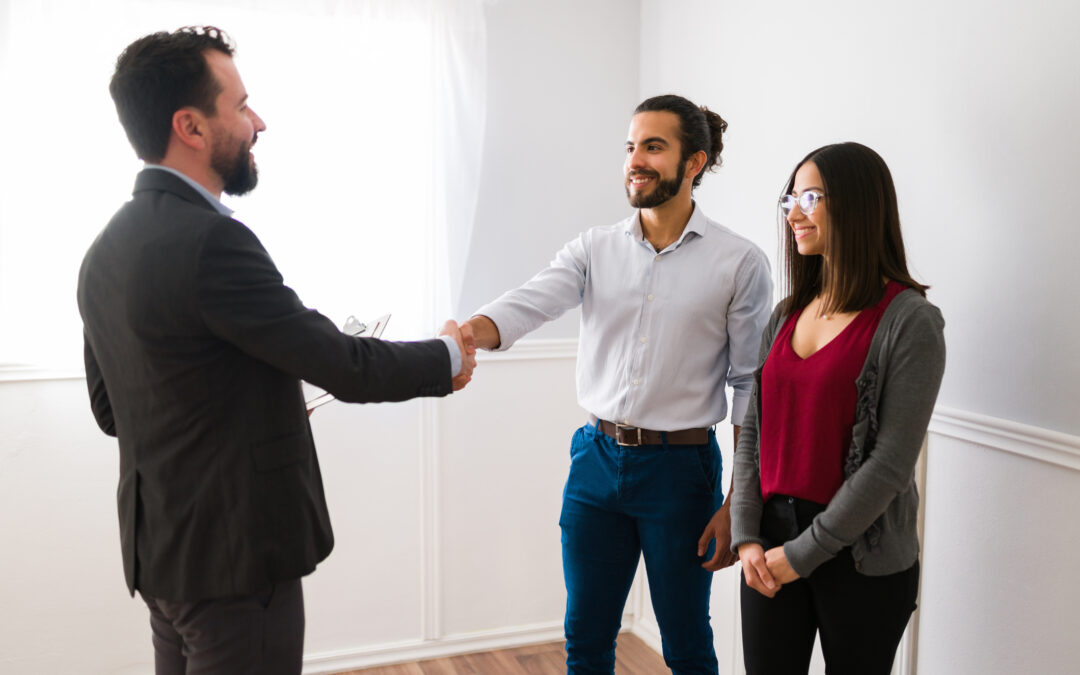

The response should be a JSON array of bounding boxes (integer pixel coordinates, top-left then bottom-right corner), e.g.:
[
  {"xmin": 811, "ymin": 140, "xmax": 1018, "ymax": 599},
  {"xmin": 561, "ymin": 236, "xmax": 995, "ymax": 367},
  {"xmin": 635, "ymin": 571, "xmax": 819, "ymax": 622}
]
[{"xmin": 737, "ymin": 543, "xmax": 801, "ymax": 598}]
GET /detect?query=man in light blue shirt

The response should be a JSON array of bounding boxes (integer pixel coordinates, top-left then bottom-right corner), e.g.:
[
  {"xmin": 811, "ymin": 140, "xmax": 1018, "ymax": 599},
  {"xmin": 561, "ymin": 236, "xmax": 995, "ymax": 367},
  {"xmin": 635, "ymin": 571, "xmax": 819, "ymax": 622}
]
[{"xmin": 466, "ymin": 95, "xmax": 773, "ymax": 674}]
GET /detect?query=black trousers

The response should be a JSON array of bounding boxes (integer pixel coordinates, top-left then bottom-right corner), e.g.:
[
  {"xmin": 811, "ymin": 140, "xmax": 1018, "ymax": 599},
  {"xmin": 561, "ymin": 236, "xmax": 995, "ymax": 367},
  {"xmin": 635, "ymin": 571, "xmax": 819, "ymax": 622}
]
[
  {"xmin": 740, "ymin": 496, "xmax": 919, "ymax": 675},
  {"xmin": 141, "ymin": 578, "xmax": 305, "ymax": 675}
]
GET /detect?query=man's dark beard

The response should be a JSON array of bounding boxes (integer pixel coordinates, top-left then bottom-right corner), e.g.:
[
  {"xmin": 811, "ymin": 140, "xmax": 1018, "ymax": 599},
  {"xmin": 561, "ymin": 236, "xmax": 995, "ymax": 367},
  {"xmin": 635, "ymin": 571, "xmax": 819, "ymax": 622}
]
[
  {"xmin": 213, "ymin": 139, "xmax": 259, "ymax": 197},
  {"xmin": 626, "ymin": 161, "xmax": 685, "ymax": 208}
]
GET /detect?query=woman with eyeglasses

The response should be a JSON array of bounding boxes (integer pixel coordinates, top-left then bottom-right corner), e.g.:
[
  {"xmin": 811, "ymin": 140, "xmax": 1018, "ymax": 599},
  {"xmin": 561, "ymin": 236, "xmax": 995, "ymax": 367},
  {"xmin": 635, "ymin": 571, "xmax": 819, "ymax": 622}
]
[{"xmin": 728, "ymin": 142, "xmax": 946, "ymax": 674}]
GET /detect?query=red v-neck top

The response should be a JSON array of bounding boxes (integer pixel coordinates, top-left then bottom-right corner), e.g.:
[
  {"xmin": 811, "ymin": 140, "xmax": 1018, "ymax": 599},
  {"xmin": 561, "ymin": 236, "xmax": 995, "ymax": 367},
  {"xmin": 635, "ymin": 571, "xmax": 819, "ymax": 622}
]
[{"xmin": 759, "ymin": 281, "xmax": 906, "ymax": 505}]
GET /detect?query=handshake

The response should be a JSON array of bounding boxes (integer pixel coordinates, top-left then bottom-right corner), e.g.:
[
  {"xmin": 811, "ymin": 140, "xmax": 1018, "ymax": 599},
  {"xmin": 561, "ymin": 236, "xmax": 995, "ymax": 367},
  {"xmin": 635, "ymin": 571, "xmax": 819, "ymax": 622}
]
[
  {"xmin": 438, "ymin": 316, "xmax": 495, "ymax": 392},
  {"xmin": 312, "ymin": 314, "xmax": 492, "ymax": 417},
  {"xmin": 437, "ymin": 315, "xmax": 500, "ymax": 392}
]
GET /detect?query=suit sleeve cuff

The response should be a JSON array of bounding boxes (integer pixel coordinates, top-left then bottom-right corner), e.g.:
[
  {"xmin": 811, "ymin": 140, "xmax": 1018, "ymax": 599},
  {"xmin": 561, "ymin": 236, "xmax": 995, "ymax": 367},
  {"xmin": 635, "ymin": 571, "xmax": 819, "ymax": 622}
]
[{"xmin": 438, "ymin": 335, "xmax": 462, "ymax": 377}]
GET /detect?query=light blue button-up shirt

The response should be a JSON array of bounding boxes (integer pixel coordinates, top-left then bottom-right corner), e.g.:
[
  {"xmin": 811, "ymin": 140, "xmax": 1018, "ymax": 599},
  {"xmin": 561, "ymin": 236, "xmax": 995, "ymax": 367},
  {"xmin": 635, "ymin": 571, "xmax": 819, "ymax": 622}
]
[
  {"xmin": 141, "ymin": 164, "xmax": 462, "ymax": 377},
  {"xmin": 475, "ymin": 205, "xmax": 772, "ymax": 430}
]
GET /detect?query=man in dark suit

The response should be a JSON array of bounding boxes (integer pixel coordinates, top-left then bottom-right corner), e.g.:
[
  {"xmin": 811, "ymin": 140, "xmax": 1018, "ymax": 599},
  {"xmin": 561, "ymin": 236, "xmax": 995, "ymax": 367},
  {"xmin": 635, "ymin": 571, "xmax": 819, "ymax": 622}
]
[{"xmin": 77, "ymin": 26, "xmax": 475, "ymax": 675}]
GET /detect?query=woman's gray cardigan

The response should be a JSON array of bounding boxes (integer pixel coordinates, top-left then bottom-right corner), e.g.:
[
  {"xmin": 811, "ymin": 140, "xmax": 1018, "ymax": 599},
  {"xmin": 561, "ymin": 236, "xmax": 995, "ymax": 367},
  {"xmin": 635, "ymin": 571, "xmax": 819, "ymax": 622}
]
[{"xmin": 729, "ymin": 289, "xmax": 946, "ymax": 577}]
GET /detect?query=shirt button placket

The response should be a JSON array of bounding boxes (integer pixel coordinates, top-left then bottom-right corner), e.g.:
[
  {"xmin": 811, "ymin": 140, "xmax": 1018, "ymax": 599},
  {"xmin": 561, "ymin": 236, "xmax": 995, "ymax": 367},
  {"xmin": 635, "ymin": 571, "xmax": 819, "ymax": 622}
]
[
  {"xmin": 636, "ymin": 263, "xmax": 654, "ymax": 391},
  {"xmin": 628, "ymin": 249, "xmax": 659, "ymax": 411}
]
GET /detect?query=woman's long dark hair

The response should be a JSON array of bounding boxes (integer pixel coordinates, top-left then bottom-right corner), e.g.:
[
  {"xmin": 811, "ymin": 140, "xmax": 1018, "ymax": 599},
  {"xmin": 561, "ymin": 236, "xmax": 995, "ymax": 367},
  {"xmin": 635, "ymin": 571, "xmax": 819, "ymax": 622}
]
[{"xmin": 780, "ymin": 142, "xmax": 927, "ymax": 315}]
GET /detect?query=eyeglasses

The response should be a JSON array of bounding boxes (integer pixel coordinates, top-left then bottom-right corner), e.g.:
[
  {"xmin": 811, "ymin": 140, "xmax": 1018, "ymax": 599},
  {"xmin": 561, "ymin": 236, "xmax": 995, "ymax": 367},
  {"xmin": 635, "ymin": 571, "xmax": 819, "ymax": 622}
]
[{"xmin": 779, "ymin": 191, "xmax": 825, "ymax": 216}]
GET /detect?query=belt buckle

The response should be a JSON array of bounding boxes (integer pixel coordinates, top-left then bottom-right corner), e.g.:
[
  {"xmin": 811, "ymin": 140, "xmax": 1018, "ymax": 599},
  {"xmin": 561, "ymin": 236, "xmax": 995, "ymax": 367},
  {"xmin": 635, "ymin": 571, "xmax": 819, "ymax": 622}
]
[{"xmin": 615, "ymin": 423, "xmax": 642, "ymax": 447}]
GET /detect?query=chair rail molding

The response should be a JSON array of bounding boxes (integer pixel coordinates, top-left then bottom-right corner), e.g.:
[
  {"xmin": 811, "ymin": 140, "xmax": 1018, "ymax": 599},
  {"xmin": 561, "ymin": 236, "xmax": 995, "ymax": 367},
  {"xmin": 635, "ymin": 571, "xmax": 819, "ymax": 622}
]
[{"xmin": 929, "ymin": 406, "xmax": 1080, "ymax": 472}]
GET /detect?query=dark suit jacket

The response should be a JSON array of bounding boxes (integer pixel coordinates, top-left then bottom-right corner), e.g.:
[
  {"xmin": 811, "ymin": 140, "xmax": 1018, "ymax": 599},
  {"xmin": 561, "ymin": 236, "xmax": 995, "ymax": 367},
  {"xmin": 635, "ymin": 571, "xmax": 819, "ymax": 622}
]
[{"xmin": 77, "ymin": 168, "xmax": 451, "ymax": 602}]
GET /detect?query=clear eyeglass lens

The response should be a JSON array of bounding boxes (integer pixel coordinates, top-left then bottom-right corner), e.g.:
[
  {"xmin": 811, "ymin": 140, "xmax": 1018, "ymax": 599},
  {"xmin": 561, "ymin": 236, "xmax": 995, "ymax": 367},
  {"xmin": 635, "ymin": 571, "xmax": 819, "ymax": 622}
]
[
  {"xmin": 780, "ymin": 191, "xmax": 823, "ymax": 215},
  {"xmin": 799, "ymin": 191, "xmax": 821, "ymax": 214}
]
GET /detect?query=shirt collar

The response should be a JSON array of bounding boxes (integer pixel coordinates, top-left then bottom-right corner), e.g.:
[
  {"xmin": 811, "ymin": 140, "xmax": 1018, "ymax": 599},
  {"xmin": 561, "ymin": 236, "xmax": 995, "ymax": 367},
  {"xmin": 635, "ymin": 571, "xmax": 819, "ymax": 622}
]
[
  {"xmin": 143, "ymin": 164, "xmax": 235, "ymax": 216},
  {"xmin": 624, "ymin": 201, "xmax": 707, "ymax": 249}
]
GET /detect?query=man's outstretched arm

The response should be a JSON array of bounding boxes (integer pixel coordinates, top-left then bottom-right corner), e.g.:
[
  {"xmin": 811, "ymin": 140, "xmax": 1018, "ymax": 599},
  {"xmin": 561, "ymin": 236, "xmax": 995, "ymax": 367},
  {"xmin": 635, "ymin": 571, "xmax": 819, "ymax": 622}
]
[{"xmin": 464, "ymin": 315, "xmax": 501, "ymax": 351}]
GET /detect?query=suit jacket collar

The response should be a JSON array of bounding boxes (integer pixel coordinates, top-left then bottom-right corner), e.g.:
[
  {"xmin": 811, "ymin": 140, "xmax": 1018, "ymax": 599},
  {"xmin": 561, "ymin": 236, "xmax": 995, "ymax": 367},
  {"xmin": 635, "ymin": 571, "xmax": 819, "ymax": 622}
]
[{"xmin": 133, "ymin": 168, "xmax": 229, "ymax": 215}]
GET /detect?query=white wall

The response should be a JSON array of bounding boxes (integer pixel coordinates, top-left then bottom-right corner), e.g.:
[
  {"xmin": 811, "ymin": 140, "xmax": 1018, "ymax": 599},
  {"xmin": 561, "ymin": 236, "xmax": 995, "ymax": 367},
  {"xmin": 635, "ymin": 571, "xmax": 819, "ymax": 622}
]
[
  {"xmin": 638, "ymin": 0, "xmax": 1080, "ymax": 672},
  {"xmin": 922, "ymin": 412, "xmax": 1080, "ymax": 674},
  {"xmin": 638, "ymin": 0, "xmax": 1080, "ymax": 436},
  {"xmin": 0, "ymin": 378, "xmax": 147, "ymax": 674},
  {"xmin": 458, "ymin": 0, "xmax": 640, "ymax": 333}
]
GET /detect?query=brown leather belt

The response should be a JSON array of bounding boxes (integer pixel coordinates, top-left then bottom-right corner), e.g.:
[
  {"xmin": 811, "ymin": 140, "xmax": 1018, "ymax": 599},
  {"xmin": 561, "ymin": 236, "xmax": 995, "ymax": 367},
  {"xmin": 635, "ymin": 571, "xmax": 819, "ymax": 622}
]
[{"xmin": 596, "ymin": 419, "xmax": 709, "ymax": 447}]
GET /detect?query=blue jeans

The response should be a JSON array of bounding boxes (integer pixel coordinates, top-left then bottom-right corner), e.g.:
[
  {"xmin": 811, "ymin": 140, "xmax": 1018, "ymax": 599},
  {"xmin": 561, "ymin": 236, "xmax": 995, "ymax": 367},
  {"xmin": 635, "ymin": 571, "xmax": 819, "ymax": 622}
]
[{"xmin": 560, "ymin": 423, "xmax": 722, "ymax": 674}]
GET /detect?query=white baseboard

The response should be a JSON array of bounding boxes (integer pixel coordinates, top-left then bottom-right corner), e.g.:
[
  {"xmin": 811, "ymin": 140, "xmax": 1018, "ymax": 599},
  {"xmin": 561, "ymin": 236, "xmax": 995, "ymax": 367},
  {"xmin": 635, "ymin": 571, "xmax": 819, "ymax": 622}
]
[
  {"xmin": 302, "ymin": 621, "xmax": 566, "ymax": 674},
  {"xmin": 302, "ymin": 617, "xmax": 644, "ymax": 674}
]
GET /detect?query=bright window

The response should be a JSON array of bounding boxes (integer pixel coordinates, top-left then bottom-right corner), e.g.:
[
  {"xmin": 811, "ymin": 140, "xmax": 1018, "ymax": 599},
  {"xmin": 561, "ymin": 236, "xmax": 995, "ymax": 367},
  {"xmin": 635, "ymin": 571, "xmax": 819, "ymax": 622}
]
[{"xmin": 0, "ymin": 0, "xmax": 486, "ymax": 370}]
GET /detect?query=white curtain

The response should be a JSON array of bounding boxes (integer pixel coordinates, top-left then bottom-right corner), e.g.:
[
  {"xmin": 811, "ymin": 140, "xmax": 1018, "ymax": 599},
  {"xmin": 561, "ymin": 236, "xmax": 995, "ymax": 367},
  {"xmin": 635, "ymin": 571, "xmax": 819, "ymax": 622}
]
[{"xmin": 0, "ymin": 0, "xmax": 487, "ymax": 369}]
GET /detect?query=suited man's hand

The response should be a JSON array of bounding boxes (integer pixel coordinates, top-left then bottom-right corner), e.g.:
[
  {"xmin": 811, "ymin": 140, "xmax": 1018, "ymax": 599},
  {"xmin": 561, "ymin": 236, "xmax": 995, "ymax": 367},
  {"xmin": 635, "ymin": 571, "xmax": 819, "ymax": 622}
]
[{"xmin": 440, "ymin": 319, "xmax": 477, "ymax": 391}]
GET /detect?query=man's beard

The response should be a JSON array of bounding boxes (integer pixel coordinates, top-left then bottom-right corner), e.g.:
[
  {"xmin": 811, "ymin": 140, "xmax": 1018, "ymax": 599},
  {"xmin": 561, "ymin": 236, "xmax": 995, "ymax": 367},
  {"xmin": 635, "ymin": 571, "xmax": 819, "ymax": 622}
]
[
  {"xmin": 212, "ymin": 135, "xmax": 259, "ymax": 197},
  {"xmin": 625, "ymin": 161, "xmax": 685, "ymax": 209}
]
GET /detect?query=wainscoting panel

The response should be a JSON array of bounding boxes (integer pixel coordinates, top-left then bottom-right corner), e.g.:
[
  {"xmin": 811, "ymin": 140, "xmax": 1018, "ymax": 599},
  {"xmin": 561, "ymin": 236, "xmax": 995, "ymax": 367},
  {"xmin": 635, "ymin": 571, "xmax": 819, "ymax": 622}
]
[
  {"xmin": 919, "ymin": 408, "xmax": 1080, "ymax": 675},
  {"xmin": 0, "ymin": 341, "xmax": 591, "ymax": 674},
  {"xmin": 6, "ymin": 354, "xmax": 1076, "ymax": 674}
]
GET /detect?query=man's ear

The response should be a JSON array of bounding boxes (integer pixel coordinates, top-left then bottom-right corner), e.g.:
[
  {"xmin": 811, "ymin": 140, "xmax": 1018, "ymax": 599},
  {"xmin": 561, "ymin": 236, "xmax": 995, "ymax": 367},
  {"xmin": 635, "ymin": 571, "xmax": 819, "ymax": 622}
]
[
  {"xmin": 171, "ymin": 108, "xmax": 209, "ymax": 151},
  {"xmin": 685, "ymin": 149, "xmax": 708, "ymax": 181}
]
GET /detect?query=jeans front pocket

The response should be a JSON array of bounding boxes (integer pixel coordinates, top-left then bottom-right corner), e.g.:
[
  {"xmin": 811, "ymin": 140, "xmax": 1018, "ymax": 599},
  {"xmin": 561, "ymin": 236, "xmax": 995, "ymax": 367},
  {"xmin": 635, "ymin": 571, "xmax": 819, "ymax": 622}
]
[
  {"xmin": 692, "ymin": 441, "xmax": 721, "ymax": 494},
  {"xmin": 569, "ymin": 425, "xmax": 588, "ymax": 460}
]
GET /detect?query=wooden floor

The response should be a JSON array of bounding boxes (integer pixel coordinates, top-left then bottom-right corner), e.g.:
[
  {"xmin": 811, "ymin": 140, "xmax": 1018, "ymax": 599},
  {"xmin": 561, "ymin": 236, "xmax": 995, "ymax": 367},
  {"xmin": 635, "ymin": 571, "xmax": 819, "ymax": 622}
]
[{"xmin": 338, "ymin": 634, "xmax": 667, "ymax": 674}]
